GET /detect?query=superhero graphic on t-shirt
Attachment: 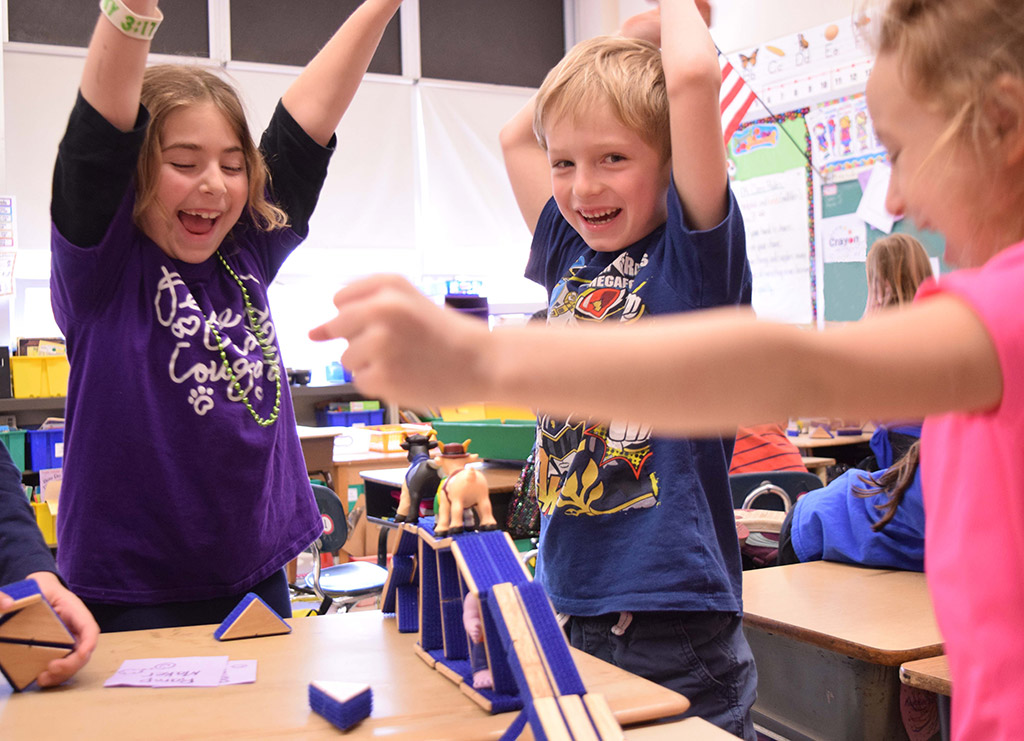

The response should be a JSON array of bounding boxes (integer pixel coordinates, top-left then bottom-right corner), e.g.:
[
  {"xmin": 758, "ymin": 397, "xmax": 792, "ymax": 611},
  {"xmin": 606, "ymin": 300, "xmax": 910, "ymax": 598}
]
[{"xmin": 536, "ymin": 252, "xmax": 659, "ymax": 517}]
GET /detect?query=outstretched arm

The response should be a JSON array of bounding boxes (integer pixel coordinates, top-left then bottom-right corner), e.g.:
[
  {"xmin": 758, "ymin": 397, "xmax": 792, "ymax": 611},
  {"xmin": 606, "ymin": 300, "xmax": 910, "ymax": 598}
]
[
  {"xmin": 311, "ymin": 275, "xmax": 1002, "ymax": 436},
  {"xmin": 281, "ymin": 0, "xmax": 403, "ymax": 147},
  {"xmin": 661, "ymin": 0, "xmax": 730, "ymax": 229},
  {"xmin": 80, "ymin": 0, "xmax": 160, "ymax": 131},
  {"xmin": 499, "ymin": 95, "xmax": 552, "ymax": 234}
]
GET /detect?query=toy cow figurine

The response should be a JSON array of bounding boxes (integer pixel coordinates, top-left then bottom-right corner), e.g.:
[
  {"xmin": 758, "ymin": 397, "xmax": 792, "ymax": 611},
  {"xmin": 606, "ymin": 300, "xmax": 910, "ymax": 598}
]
[
  {"xmin": 394, "ymin": 432, "xmax": 441, "ymax": 524},
  {"xmin": 434, "ymin": 440, "xmax": 498, "ymax": 537}
]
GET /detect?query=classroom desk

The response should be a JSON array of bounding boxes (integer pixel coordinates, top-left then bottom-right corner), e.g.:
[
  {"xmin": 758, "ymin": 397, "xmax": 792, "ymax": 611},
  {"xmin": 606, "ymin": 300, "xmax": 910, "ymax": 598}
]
[
  {"xmin": 801, "ymin": 455, "xmax": 836, "ymax": 485},
  {"xmin": 333, "ymin": 450, "xmax": 409, "ymax": 511},
  {"xmin": 742, "ymin": 561, "xmax": 943, "ymax": 741},
  {"xmin": 297, "ymin": 425, "xmax": 349, "ymax": 488},
  {"xmin": 0, "ymin": 610, "xmax": 692, "ymax": 740},
  {"xmin": 900, "ymin": 655, "xmax": 952, "ymax": 741},
  {"xmin": 899, "ymin": 655, "xmax": 950, "ymax": 697},
  {"xmin": 787, "ymin": 431, "xmax": 873, "ymax": 453},
  {"xmin": 361, "ymin": 462, "xmax": 521, "ymax": 520}
]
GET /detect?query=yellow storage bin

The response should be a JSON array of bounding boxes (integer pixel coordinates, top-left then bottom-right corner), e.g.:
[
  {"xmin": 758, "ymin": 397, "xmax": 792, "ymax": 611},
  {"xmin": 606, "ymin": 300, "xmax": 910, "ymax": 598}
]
[
  {"xmin": 440, "ymin": 403, "xmax": 534, "ymax": 422},
  {"xmin": 11, "ymin": 356, "xmax": 70, "ymax": 398},
  {"xmin": 32, "ymin": 501, "xmax": 57, "ymax": 546},
  {"xmin": 365, "ymin": 423, "xmax": 433, "ymax": 453}
]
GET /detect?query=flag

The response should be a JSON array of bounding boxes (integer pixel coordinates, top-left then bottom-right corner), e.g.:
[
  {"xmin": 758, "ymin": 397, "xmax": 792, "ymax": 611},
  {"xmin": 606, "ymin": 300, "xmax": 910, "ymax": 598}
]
[{"xmin": 719, "ymin": 55, "xmax": 758, "ymax": 145}]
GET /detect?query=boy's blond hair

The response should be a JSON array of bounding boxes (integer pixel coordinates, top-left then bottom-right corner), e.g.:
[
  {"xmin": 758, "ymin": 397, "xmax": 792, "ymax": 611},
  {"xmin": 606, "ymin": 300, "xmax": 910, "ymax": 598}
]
[
  {"xmin": 533, "ymin": 36, "xmax": 670, "ymax": 162},
  {"xmin": 135, "ymin": 65, "xmax": 289, "ymax": 233}
]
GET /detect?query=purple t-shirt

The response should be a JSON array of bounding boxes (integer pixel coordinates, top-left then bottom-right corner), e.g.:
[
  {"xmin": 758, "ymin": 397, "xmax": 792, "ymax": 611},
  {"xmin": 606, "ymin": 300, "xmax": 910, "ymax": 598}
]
[{"xmin": 50, "ymin": 101, "xmax": 323, "ymax": 605}]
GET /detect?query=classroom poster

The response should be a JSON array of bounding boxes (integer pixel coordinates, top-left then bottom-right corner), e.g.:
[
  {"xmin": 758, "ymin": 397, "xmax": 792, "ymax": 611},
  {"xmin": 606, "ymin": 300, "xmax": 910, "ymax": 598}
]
[
  {"xmin": 728, "ymin": 115, "xmax": 814, "ymax": 324},
  {"xmin": 732, "ymin": 168, "xmax": 814, "ymax": 323},
  {"xmin": 722, "ymin": 15, "xmax": 874, "ymax": 122}
]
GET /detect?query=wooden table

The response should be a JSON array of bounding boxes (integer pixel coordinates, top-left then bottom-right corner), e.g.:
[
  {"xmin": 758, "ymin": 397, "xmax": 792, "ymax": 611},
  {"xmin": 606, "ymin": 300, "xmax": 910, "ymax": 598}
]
[
  {"xmin": 333, "ymin": 451, "xmax": 408, "ymax": 511},
  {"xmin": 297, "ymin": 425, "xmax": 349, "ymax": 488},
  {"xmin": 788, "ymin": 431, "xmax": 873, "ymax": 453},
  {"xmin": 361, "ymin": 462, "xmax": 520, "ymax": 519},
  {"xmin": 801, "ymin": 455, "xmax": 836, "ymax": 485},
  {"xmin": 742, "ymin": 561, "xmax": 943, "ymax": 741},
  {"xmin": 900, "ymin": 655, "xmax": 952, "ymax": 741},
  {"xmin": 0, "ymin": 611, "xmax": 691, "ymax": 740},
  {"xmin": 899, "ymin": 655, "xmax": 950, "ymax": 697}
]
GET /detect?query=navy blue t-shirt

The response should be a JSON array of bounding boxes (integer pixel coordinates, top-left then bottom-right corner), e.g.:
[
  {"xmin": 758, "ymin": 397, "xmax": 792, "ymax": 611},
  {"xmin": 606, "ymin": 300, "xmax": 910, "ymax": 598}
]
[{"xmin": 525, "ymin": 179, "xmax": 752, "ymax": 615}]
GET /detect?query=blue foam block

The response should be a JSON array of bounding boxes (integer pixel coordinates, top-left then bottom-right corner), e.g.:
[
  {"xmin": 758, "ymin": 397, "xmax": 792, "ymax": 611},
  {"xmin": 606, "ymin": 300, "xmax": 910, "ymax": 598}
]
[
  {"xmin": 0, "ymin": 578, "xmax": 42, "ymax": 602},
  {"xmin": 309, "ymin": 681, "xmax": 372, "ymax": 731}
]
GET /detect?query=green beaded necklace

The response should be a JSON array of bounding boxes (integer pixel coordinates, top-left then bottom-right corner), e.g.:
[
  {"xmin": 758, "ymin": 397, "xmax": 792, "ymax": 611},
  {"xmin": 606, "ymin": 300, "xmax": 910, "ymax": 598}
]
[{"xmin": 198, "ymin": 251, "xmax": 281, "ymax": 427}]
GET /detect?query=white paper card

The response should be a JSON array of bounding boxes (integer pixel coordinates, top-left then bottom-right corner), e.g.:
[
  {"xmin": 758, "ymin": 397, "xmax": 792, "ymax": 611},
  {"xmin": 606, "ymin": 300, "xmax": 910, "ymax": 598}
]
[
  {"xmin": 856, "ymin": 163, "xmax": 899, "ymax": 233},
  {"xmin": 105, "ymin": 656, "xmax": 230, "ymax": 688}
]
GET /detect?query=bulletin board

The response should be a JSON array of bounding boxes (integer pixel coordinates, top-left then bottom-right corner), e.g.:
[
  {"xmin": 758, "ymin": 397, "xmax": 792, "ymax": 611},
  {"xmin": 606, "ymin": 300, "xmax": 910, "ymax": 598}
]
[{"xmin": 722, "ymin": 15, "xmax": 947, "ymax": 326}]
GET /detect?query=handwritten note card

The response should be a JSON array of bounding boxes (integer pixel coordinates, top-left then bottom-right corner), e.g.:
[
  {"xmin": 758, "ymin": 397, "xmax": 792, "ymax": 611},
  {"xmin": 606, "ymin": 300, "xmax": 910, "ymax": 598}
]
[{"xmin": 105, "ymin": 656, "xmax": 257, "ymax": 688}]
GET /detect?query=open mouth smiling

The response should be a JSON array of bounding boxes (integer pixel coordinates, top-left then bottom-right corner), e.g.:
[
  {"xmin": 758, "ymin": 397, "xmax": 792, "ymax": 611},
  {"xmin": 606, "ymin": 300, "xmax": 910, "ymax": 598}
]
[
  {"xmin": 579, "ymin": 208, "xmax": 621, "ymax": 226},
  {"xmin": 179, "ymin": 209, "xmax": 222, "ymax": 235}
]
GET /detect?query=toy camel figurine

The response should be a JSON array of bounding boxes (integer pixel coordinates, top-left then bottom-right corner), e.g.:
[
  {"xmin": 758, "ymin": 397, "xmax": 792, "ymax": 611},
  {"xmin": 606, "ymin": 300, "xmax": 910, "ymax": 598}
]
[
  {"xmin": 395, "ymin": 432, "xmax": 441, "ymax": 524},
  {"xmin": 434, "ymin": 440, "xmax": 498, "ymax": 537}
]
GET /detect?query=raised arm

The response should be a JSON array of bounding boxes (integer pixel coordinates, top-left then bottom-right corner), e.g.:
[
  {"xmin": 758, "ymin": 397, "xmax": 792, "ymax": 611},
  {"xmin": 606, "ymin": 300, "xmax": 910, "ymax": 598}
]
[
  {"xmin": 499, "ymin": 95, "xmax": 553, "ymax": 234},
  {"xmin": 660, "ymin": 0, "xmax": 729, "ymax": 229},
  {"xmin": 281, "ymin": 0, "xmax": 403, "ymax": 147},
  {"xmin": 80, "ymin": 0, "xmax": 161, "ymax": 131}
]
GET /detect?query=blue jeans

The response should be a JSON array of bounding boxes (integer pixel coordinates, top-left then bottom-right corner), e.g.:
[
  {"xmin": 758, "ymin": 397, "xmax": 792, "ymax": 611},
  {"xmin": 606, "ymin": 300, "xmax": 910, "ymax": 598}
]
[{"xmin": 567, "ymin": 610, "xmax": 757, "ymax": 740}]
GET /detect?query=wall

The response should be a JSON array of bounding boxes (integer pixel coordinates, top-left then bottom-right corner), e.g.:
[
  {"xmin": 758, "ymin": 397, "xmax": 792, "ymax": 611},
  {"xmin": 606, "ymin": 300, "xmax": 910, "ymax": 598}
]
[{"xmin": 0, "ymin": 0, "xmax": 872, "ymax": 371}]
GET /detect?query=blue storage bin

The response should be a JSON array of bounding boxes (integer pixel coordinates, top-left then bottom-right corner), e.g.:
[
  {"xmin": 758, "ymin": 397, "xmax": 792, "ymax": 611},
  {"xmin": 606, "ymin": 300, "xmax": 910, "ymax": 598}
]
[
  {"xmin": 315, "ymin": 409, "xmax": 385, "ymax": 427},
  {"xmin": 27, "ymin": 428, "xmax": 64, "ymax": 471}
]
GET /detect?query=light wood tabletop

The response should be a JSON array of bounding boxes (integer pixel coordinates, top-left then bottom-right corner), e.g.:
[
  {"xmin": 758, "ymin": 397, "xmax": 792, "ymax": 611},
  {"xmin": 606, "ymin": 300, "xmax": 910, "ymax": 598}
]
[
  {"xmin": 900, "ymin": 654, "xmax": 952, "ymax": 696},
  {"xmin": 742, "ymin": 561, "xmax": 944, "ymax": 665},
  {"xmin": 361, "ymin": 462, "xmax": 521, "ymax": 493},
  {"xmin": 0, "ymin": 610, "xmax": 689, "ymax": 740},
  {"xmin": 787, "ymin": 431, "xmax": 873, "ymax": 451}
]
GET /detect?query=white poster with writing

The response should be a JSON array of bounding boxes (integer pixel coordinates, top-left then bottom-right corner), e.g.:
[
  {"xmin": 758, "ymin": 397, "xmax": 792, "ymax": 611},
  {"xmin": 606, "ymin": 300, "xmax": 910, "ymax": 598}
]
[
  {"xmin": 819, "ymin": 213, "xmax": 868, "ymax": 263},
  {"xmin": 733, "ymin": 167, "xmax": 813, "ymax": 324}
]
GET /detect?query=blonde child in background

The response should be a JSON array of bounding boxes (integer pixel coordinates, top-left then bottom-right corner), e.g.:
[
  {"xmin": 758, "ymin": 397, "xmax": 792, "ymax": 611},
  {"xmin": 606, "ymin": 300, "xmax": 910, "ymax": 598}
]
[
  {"xmin": 51, "ymin": 0, "xmax": 401, "ymax": 632},
  {"xmin": 863, "ymin": 233, "xmax": 933, "ymax": 318},
  {"xmin": 311, "ymin": 0, "xmax": 1024, "ymax": 736}
]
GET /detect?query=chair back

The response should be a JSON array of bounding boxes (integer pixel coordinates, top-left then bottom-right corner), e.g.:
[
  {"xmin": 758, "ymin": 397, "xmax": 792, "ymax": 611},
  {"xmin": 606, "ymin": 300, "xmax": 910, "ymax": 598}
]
[
  {"xmin": 729, "ymin": 471, "xmax": 823, "ymax": 511},
  {"xmin": 311, "ymin": 484, "xmax": 349, "ymax": 553}
]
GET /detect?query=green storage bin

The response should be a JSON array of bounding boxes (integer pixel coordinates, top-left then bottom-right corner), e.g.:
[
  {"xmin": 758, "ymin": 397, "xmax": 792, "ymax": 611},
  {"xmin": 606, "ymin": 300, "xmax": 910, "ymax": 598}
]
[
  {"xmin": 431, "ymin": 420, "xmax": 535, "ymax": 462},
  {"xmin": 0, "ymin": 429, "xmax": 27, "ymax": 471}
]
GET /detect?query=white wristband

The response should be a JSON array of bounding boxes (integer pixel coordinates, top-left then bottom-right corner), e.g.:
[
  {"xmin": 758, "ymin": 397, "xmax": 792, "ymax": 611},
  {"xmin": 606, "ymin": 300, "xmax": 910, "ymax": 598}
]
[{"xmin": 99, "ymin": 0, "xmax": 163, "ymax": 41}]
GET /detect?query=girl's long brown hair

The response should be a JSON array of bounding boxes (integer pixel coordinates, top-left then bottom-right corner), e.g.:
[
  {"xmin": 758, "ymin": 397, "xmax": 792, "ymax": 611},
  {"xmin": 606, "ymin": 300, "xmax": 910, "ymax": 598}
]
[{"xmin": 853, "ymin": 439, "xmax": 921, "ymax": 531}]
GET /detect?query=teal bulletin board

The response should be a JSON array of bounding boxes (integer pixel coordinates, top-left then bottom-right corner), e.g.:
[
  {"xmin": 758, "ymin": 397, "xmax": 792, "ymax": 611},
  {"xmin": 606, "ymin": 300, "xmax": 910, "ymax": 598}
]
[{"xmin": 820, "ymin": 178, "xmax": 947, "ymax": 321}]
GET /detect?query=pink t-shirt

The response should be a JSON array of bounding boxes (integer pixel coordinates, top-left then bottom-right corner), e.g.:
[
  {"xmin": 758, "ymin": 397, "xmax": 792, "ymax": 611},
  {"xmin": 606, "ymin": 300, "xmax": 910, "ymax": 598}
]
[{"xmin": 918, "ymin": 241, "xmax": 1024, "ymax": 739}]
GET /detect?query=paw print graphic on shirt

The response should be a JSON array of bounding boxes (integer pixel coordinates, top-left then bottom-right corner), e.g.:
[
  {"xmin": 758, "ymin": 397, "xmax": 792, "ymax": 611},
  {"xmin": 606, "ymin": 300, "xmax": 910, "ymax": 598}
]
[{"xmin": 188, "ymin": 385, "xmax": 215, "ymax": 416}]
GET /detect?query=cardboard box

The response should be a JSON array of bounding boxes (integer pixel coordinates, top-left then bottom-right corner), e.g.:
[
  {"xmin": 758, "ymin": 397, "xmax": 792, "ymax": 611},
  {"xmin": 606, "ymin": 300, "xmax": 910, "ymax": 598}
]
[{"xmin": 342, "ymin": 494, "xmax": 400, "ymax": 559}]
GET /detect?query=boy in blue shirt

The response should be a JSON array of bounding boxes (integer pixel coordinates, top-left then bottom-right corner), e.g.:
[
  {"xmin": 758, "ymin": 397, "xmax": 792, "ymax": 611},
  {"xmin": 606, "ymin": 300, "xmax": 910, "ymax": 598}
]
[{"xmin": 497, "ymin": 1, "xmax": 755, "ymax": 736}]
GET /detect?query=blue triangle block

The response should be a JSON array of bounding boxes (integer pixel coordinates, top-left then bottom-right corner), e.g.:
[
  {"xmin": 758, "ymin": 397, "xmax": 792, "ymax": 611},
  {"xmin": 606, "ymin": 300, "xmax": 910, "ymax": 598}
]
[{"xmin": 214, "ymin": 593, "xmax": 291, "ymax": 641}]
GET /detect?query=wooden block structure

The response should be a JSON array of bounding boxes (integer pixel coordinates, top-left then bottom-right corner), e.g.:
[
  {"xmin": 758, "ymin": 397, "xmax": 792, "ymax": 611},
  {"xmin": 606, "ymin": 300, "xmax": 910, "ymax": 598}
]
[
  {"xmin": 380, "ymin": 524, "xmax": 623, "ymax": 740},
  {"xmin": 213, "ymin": 593, "xmax": 292, "ymax": 641},
  {"xmin": 0, "ymin": 579, "xmax": 75, "ymax": 691},
  {"xmin": 379, "ymin": 522, "xmax": 423, "ymax": 633}
]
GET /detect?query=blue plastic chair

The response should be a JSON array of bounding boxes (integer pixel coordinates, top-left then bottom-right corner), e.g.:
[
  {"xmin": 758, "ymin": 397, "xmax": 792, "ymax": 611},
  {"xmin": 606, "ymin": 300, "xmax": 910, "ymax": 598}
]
[
  {"xmin": 729, "ymin": 470, "xmax": 824, "ymax": 512},
  {"xmin": 305, "ymin": 484, "xmax": 388, "ymax": 615}
]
